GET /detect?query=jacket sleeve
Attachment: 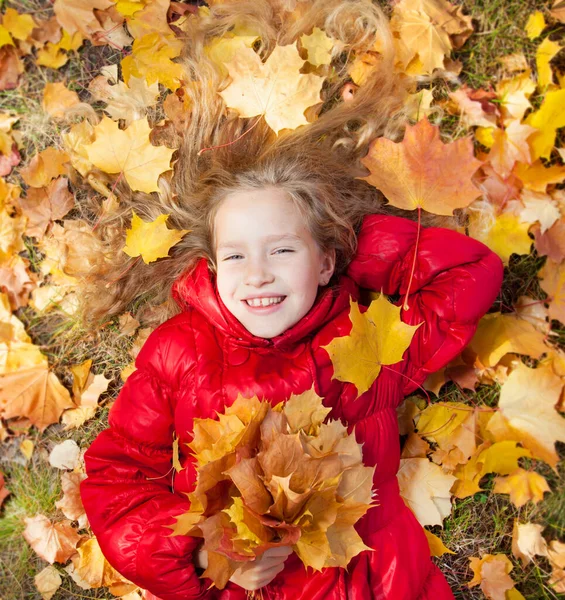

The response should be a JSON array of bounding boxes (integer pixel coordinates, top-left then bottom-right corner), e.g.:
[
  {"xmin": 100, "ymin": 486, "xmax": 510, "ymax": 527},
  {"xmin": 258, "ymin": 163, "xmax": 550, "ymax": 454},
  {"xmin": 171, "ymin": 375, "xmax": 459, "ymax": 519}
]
[
  {"xmin": 80, "ymin": 321, "xmax": 212, "ymax": 600},
  {"xmin": 346, "ymin": 214, "xmax": 504, "ymax": 396}
]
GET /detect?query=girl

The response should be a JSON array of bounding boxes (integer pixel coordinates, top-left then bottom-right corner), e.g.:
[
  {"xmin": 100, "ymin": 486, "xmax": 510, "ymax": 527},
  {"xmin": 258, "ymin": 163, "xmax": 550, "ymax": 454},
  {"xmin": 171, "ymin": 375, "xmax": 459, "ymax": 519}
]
[{"xmin": 79, "ymin": 0, "xmax": 504, "ymax": 598}]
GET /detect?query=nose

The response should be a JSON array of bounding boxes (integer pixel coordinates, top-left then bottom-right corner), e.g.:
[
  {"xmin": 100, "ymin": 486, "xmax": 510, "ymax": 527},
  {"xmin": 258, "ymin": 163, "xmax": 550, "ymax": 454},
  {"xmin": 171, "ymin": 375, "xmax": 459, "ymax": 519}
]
[{"xmin": 244, "ymin": 257, "xmax": 274, "ymax": 286}]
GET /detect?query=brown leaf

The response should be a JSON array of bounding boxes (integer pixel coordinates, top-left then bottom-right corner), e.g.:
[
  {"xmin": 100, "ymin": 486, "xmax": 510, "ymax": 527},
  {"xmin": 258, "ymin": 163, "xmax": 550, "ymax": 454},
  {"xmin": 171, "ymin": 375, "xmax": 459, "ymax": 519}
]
[
  {"xmin": 18, "ymin": 177, "xmax": 74, "ymax": 239},
  {"xmin": 0, "ymin": 46, "xmax": 23, "ymax": 90},
  {"xmin": 55, "ymin": 471, "xmax": 88, "ymax": 529},
  {"xmin": 23, "ymin": 515, "xmax": 82, "ymax": 563},
  {"xmin": 53, "ymin": 0, "xmax": 114, "ymax": 39},
  {"xmin": 20, "ymin": 148, "xmax": 70, "ymax": 188},
  {"xmin": 42, "ymin": 81, "xmax": 81, "ymax": 118}
]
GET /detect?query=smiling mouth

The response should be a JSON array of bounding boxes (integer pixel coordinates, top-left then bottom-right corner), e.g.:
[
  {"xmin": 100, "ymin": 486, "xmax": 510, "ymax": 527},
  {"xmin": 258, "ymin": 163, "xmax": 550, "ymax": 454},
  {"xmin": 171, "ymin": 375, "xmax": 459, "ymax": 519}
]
[{"xmin": 242, "ymin": 296, "xmax": 287, "ymax": 308}]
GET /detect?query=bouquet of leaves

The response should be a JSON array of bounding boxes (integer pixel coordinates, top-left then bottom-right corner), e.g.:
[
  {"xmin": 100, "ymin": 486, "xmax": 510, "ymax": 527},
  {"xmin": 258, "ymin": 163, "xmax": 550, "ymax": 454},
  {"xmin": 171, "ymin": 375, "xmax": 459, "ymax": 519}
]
[{"xmin": 167, "ymin": 388, "xmax": 377, "ymax": 589}]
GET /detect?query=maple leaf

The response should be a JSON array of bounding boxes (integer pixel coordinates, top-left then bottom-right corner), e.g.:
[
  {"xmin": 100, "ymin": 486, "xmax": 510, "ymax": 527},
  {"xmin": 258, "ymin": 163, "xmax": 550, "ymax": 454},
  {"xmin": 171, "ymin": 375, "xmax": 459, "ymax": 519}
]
[
  {"xmin": 73, "ymin": 537, "xmax": 128, "ymax": 588},
  {"xmin": 536, "ymin": 37, "xmax": 561, "ymax": 89},
  {"xmin": 300, "ymin": 27, "xmax": 335, "ymax": 66},
  {"xmin": 486, "ymin": 362, "xmax": 565, "ymax": 467},
  {"xmin": 218, "ymin": 43, "xmax": 324, "ymax": 135},
  {"xmin": 467, "ymin": 208, "xmax": 532, "ymax": 264},
  {"xmin": 514, "ymin": 160, "xmax": 565, "ymax": 192},
  {"xmin": 123, "ymin": 210, "xmax": 190, "ymax": 264},
  {"xmin": 2, "ymin": 8, "xmax": 36, "ymax": 42},
  {"xmin": 496, "ymin": 73, "xmax": 535, "ymax": 123},
  {"xmin": 397, "ymin": 457, "xmax": 456, "ymax": 526},
  {"xmin": 360, "ymin": 117, "xmax": 482, "ymax": 215},
  {"xmin": 468, "ymin": 554, "xmax": 515, "ymax": 600},
  {"xmin": 493, "ymin": 468, "xmax": 550, "ymax": 507},
  {"xmin": 0, "ymin": 364, "xmax": 75, "ymax": 431},
  {"xmin": 538, "ymin": 259, "xmax": 565, "ymax": 325},
  {"xmin": 88, "ymin": 64, "xmax": 160, "ymax": 125},
  {"xmin": 84, "ymin": 117, "xmax": 175, "ymax": 193},
  {"xmin": 53, "ymin": 0, "xmax": 114, "ymax": 39},
  {"xmin": 321, "ymin": 295, "xmax": 421, "ymax": 398},
  {"xmin": 519, "ymin": 190, "xmax": 560, "ymax": 234},
  {"xmin": 42, "ymin": 81, "xmax": 81, "ymax": 119},
  {"xmin": 121, "ymin": 32, "xmax": 184, "ymax": 92},
  {"xmin": 525, "ymin": 12, "xmax": 546, "ymax": 40},
  {"xmin": 488, "ymin": 120, "xmax": 536, "ymax": 178},
  {"xmin": 20, "ymin": 147, "xmax": 70, "ymax": 188},
  {"xmin": 23, "ymin": 515, "xmax": 82, "ymax": 564},
  {"xmin": 525, "ymin": 88, "xmax": 565, "ymax": 160},
  {"xmin": 424, "ymin": 529, "xmax": 455, "ymax": 557},
  {"xmin": 390, "ymin": 0, "xmax": 473, "ymax": 74},
  {"xmin": 511, "ymin": 521, "xmax": 548, "ymax": 566}
]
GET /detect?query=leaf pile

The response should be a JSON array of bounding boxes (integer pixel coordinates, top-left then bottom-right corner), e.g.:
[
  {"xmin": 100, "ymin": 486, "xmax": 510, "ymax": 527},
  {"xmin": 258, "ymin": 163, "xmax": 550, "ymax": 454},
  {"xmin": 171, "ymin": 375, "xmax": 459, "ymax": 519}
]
[{"xmin": 168, "ymin": 390, "xmax": 376, "ymax": 589}]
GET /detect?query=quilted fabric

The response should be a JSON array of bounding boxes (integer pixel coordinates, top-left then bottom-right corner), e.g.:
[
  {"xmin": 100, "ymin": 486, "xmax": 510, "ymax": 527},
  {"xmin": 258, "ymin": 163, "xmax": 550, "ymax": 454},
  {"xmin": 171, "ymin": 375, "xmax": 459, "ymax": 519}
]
[{"xmin": 80, "ymin": 214, "xmax": 504, "ymax": 600}]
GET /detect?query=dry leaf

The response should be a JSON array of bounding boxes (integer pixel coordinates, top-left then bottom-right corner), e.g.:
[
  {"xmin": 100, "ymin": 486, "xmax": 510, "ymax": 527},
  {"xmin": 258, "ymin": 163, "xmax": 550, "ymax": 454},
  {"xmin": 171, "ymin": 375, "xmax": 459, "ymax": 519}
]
[
  {"xmin": 23, "ymin": 514, "xmax": 82, "ymax": 563},
  {"xmin": 511, "ymin": 520, "xmax": 548, "ymax": 566},
  {"xmin": 218, "ymin": 43, "xmax": 324, "ymax": 135},
  {"xmin": 321, "ymin": 295, "xmax": 421, "ymax": 398},
  {"xmin": 34, "ymin": 565, "xmax": 63, "ymax": 600},
  {"xmin": 493, "ymin": 468, "xmax": 550, "ymax": 507},
  {"xmin": 49, "ymin": 439, "xmax": 81, "ymax": 470},
  {"xmin": 360, "ymin": 117, "xmax": 482, "ymax": 215},
  {"xmin": 468, "ymin": 553, "xmax": 515, "ymax": 600}
]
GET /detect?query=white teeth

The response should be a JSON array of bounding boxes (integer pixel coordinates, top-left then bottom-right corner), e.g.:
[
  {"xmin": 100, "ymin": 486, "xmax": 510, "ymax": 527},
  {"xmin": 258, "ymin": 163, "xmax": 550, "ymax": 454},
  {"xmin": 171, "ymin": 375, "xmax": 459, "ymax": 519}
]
[{"xmin": 246, "ymin": 296, "xmax": 285, "ymax": 307}]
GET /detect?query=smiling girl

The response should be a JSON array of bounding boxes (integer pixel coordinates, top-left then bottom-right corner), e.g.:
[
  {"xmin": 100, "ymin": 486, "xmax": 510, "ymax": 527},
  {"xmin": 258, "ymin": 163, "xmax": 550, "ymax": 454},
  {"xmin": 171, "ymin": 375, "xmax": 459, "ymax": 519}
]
[{"xmin": 78, "ymin": 1, "xmax": 503, "ymax": 599}]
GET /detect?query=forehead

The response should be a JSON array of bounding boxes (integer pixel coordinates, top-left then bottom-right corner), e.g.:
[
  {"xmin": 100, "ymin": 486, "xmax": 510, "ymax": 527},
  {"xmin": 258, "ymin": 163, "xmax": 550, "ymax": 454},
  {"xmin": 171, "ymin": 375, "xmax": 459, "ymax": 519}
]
[{"xmin": 214, "ymin": 188, "xmax": 308, "ymax": 248}]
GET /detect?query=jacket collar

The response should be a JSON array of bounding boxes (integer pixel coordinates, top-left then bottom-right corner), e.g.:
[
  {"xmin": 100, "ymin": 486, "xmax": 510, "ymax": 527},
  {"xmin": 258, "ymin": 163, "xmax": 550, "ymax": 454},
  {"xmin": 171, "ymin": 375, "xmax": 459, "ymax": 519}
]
[{"xmin": 171, "ymin": 257, "xmax": 359, "ymax": 351}]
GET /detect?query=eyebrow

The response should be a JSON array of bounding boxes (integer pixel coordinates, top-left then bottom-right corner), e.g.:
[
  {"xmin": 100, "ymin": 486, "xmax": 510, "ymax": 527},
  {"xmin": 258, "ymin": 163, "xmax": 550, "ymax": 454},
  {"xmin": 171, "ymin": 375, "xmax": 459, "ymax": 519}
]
[{"xmin": 217, "ymin": 233, "xmax": 303, "ymax": 251}]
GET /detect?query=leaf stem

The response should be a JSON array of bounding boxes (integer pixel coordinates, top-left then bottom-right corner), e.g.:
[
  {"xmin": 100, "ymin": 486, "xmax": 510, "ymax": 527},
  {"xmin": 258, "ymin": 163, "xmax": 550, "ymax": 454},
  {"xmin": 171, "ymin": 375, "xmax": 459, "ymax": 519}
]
[{"xmin": 403, "ymin": 206, "xmax": 421, "ymax": 311}]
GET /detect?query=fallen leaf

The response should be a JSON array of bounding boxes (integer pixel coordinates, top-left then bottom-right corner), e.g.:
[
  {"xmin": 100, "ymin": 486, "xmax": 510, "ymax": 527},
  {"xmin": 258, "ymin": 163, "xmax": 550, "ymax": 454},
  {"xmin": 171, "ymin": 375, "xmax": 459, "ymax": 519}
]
[
  {"xmin": 493, "ymin": 468, "xmax": 550, "ymax": 507},
  {"xmin": 84, "ymin": 116, "xmax": 175, "ymax": 193},
  {"xmin": 23, "ymin": 514, "xmax": 82, "ymax": 563},
  {"xmin": 73, "ymin": 536, "xmax": 126, "ymax": 588},
  {"xmin": 533, "ymin": 216, "xmax": 565, "ymax": 262},
  {"xmin": 487, "ymin": 362, "xmax": 565, "ymax": 467},
  {"xmin": 536, "ymin": 37, "xmax": 561, "ymax": 89},
  {"xmin": 218, "ymin": 43, "xmax": 324, "ymax": 135},
  {"xmin": 397, "ymin": 457, "xmax": 456, "ymax": 526},
  {"xmin": 321, "ymin": 295, "xmax": 421, "ymax": 398},
  {"xmin": 42, "ymin": 81, "xmax": 81, "ymax": 118},
  {"xmin": 468, "ymin": 312, "xmax": 548, "ymax": 367},
  {"xmin": 468, "ymin": 553, "xmax": 515, "ymax": 600},
  {"xmin": 55, "ymin": 471, "xmax": 88, "ymax": 529},
  {"xmin": 34, "ymin": 565, "xmax": 63, "ymax": 600},
  {"xmin": 123, "ymin": 210, "xmax": 190, "ymax": 263},
  {"xmin": 488, "ymin": 120, "xmax": 535, "ymax": 178},
  {"xmin": 20, "ymin": 148, "xmax": 70, "ymax": 188},
  {"xmin": 424, "ymin": 528, "xmax": 455, "ymax": 556},
  {"xmin": 300, "ymin": 27, "xmax": 335, "ymax": 66},
  {"xmin": 511, "ymin": 520, "xmax": 548, "ymax": 566},
  {"xmin": 519, "ymin": 190, "xmax": 560, "ymax": 234},
  {"xmin": 49, "ymin": 439, "xmax": 81, "ymax": 470},
  {"xmin": 360, "ymin": 117, "xmax": 482, "ymax": 215},
  {"xmin": 525, "ymin": 12, "xmax": 546, "ymax": 40},
  {"xmin": 525, "ymin": 88, "xmax": 565, "ymax": 160},
  {"xmin": 53, "ymin": 0, "xmax": 114, "ymax": 39},
  {"xmin": 538, "ymin": 259, "xmax": 565, "ymax": 325}
]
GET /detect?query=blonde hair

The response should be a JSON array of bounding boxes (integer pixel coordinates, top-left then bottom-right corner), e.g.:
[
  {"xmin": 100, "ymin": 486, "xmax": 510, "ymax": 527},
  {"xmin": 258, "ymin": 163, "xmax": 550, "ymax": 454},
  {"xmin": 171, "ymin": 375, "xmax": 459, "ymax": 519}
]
[{"xmin": 75, "ymin": 0, "xmax": 458, "ymax": 330}]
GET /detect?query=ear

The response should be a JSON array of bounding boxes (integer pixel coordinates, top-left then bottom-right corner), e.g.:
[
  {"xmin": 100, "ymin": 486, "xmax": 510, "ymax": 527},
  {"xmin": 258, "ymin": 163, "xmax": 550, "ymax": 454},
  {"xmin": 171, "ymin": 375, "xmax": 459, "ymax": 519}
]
[{"xmin": 319, "ymin": 248, "xmax": 336, "ymax": 286}]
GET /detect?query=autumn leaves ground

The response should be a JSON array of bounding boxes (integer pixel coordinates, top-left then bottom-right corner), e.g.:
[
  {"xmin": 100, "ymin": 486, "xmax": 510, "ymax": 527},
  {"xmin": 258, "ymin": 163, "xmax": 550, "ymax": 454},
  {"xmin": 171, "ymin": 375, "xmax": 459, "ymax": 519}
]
[{"xmin": 1, "ymin": 0, "xmax": 565, "ymax": 599}]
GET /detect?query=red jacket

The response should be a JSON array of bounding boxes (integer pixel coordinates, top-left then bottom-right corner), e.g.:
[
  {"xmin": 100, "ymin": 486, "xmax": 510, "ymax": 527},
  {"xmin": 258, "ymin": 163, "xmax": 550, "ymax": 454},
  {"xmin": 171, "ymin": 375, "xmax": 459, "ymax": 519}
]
[{"xmin": 81, "ymin": 214, "xmax": 503, "ymax": 600}]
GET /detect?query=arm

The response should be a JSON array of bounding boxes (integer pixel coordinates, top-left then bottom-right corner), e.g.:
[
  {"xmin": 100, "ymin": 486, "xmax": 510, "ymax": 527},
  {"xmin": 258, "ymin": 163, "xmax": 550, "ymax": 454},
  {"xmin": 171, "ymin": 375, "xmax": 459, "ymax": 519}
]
[
  {"xmin": 80, "ymin": 321, "xmax": 212, "ymax": 600},
  {"xmin": 346, "ymin": 214, "xmax": 504, "ymax": 395}
]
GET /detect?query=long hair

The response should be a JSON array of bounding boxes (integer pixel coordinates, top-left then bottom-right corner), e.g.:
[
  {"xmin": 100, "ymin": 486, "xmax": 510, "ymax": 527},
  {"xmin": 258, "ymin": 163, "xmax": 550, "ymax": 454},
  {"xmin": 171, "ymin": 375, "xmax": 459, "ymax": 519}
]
[{"xmin": 74, "ymin": 0, "xmax": 458, "ymax": 330}]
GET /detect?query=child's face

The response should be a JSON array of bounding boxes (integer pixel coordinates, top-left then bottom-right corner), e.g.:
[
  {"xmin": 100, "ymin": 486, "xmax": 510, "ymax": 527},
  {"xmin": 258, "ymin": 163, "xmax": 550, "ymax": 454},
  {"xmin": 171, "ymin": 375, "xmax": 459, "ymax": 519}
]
[{"xmin": 214, "ymin": 187, "xmax": 335, "ymax": 339}]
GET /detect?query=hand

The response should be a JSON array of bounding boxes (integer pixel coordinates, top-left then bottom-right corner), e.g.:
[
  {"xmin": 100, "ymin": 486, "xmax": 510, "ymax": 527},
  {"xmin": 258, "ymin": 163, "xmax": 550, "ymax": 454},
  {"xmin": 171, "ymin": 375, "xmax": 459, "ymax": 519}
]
[{"xmin": 229, "ymin": 546, "xmax": 293, "ymax": 591}]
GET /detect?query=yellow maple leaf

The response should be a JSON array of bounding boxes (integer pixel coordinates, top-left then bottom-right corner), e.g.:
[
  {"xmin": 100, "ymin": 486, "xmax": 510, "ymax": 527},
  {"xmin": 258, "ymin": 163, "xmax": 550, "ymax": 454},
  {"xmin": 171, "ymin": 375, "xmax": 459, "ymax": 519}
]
[
  {"xmin": 495, "ymin": 72, "xmax": 535, "ymax": 123},
  {"xmin": 525, "ymin": 12, "xmax": 546, "ymax": 40},
  {"xmin": 468, "ymin": 312, "xmax": 548, "ymax": 367},
  {"xmin": 36, "ymin": 30, "xmax": 83, "ymax": 69},
  {"xmin": 493, "ymin": 468, "xmax": 550, "ymax": 507},
  {"xmin": 0, "ymin": 25, "xmax": 14, "ymax": 48},
  {"xmin": 121, "ymin": 32, "xmax": 184, "ymax": 92},
  {"xmin": 218, "ymin": 43, "xmax": 324, "ymax": 135},
  {"xmin": 360, "ymin": 117, "xmax": 483, "ymax": 215},
  {"xmin": 487, "ymin": 362, "xmax": 565, "ymax": 467},
  {"xmin": 514, "ymin": 160, "xmax": 565, "ymax": 192},
  {"xmin": 84, "ymin": 117, "xmax": 174, "ymax": 193},
  {"xmin": 536, "ymin": 37, "xmax": 561, "ymax": 89},
  {"xmin": 123, "ymin": 210, "xmax": 190, "ymax": 264},
  {"xmin": 525, "ymin": 88, "xmax": 565, "ymax": 160},
  {"xmin": 321, "ymin": 295, "xmax": 421, "ymax": 398},
  {"xmin": 2, "ymin": 8, "xmax": 36, "ymax": 41},
  {"xmin": 300, "ymin": 27, "xmax": 335, "ymax": 66},
  {"xmin": 467, "ymin": 211, "xmax": 531, "ymax": 264},
  {"xmin": 488, "ymin": 120, "xmax": 536, "ymax": 178},
  {"xmin": 423, "ymin": 529, "xmax": 455, "ymax": 557}
]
